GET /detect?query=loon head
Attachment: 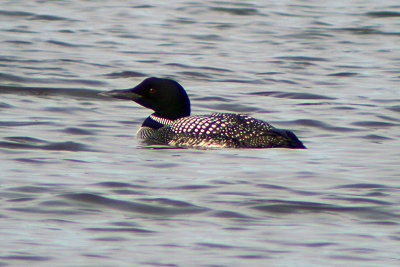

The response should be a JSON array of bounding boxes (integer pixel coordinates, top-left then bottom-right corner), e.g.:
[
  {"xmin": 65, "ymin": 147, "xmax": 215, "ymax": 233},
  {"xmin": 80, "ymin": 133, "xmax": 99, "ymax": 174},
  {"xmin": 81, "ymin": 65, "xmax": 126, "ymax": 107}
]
[{"xmin": 103, "ymin": 77, "xmax": 191, "ymax": 120}]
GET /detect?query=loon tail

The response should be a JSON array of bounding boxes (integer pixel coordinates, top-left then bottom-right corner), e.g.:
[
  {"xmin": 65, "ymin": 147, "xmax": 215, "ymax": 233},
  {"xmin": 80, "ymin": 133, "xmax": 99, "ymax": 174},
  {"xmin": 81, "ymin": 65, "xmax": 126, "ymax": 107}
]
[{"xmin": 268, "ymin": 128, "xmax": 306, "ymax": 149}]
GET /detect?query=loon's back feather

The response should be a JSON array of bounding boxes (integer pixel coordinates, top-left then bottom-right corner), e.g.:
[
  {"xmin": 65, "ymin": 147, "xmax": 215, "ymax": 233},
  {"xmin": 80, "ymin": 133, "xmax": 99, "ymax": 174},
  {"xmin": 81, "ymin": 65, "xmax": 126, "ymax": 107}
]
[{"xmin": 145, "ymin": 113, "xmax": 305, "ymax": 149}]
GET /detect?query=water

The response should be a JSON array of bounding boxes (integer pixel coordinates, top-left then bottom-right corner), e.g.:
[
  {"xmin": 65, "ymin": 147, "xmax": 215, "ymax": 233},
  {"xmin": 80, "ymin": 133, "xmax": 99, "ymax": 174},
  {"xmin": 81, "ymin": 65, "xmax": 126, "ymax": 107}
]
[{"xmin": 1, "ymin": 0, "xmax": 400, "ymax": 266}]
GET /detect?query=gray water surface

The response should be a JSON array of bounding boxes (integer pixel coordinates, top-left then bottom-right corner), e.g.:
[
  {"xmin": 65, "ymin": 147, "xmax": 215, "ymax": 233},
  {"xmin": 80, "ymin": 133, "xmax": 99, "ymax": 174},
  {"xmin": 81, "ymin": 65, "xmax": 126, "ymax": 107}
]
[{"xmin": 1, "ymin": 0, "xmax": 400, "ymax": 266}]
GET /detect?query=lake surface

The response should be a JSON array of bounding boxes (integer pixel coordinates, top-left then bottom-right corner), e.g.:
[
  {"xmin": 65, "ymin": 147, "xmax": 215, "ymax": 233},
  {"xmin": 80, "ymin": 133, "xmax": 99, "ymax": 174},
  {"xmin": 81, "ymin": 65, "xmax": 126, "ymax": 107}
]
[{"xmin": 1, "ymin": 0, "xmax": 400, "ymax": 266}]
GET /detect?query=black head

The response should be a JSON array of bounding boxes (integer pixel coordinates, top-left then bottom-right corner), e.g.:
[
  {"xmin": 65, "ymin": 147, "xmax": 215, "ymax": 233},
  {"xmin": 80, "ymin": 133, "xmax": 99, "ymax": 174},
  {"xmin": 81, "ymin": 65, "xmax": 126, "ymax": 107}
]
[{"xmin": 102, "ymin": 77, "xmax": 191, "ymax": 120}]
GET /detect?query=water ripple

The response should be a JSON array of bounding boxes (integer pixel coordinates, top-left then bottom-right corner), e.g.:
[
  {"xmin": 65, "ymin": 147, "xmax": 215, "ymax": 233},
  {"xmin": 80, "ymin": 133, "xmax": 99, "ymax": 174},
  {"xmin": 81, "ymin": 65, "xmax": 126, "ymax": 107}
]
[
  {"xmin": 0, "ymin": 121, "xmax": 54, "ymax": 127},
  {"xmin": 365, "ymin": 11, "xmax": 400, "ymax": 18},
  {"xmin": 387, "ymin": 105, "xmax": 400, "ymax": 113},
  {"xmin": 351, "ymin": 121, "xmax": 398, "ymax": 128},
  {"xmin": 0, "ymin": 255, "xmax": 52, "ymax": 262},
  {"xmin": 0, "ymin": 10, "xmax": 73, "ymax": 21},
  {"xmin": 63, "ymin": 193, "xmax": 209, "ymax": 215},
  {"xmin": 209, "ymin": 7, "xmax": 261, "ymax": 16},
  {"xmin": 85, "ymin": 227, "xmax": 155, "ymax": 234},
  {"xmin": 275, "ymin": 56, "xmax": 329, "ymax": 62},
  {"xmin": 282, "ymin": 119, "xmax": 359, "ymax": 132},
  {"xmin": 62, "ymin": 127, "xmax": 96, "ymax": 135},
  {"xmin": 105, "ymin": 71, "xmax": 147, "ymax": 78},
  {"xmin": 0, "ymin": 85, "xmax": 105, "ymax": 99},
  {"xmin": 248, "ymin": 91, "xmax": 336, "ymax": 100},
  {"xmin": 334, "ymin": 27, "xmax": 400, "ymax": 36},
  {"xmin": 0, "ymin": 136, "xmax": 92, "ymax": 151},
  {"xmin": 249, "ymin": 200, "xmax": 399, "ymax": 219}
]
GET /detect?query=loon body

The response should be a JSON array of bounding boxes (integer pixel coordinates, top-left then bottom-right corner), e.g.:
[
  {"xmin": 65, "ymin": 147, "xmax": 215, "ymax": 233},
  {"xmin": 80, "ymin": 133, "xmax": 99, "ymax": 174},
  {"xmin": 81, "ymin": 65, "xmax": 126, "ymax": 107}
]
[{"xmin": 102, "ymin": 77, "xmax": 306, "ymax": 149}]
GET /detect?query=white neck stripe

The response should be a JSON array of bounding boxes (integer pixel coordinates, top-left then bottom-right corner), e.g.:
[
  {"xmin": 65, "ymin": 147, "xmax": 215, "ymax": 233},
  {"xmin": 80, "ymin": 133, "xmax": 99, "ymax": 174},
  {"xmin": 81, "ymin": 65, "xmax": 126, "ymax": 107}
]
[{"xmin": 150, "ymin": 115, "xmax": 174, "ymax": 125}]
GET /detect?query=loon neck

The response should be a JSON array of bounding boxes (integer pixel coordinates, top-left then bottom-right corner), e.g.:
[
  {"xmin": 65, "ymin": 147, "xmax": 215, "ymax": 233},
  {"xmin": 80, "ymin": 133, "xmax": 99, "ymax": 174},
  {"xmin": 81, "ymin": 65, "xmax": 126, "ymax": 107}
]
[{"xmin": 142, "ymin": 114, "xmax": 174, "ymax": 129}]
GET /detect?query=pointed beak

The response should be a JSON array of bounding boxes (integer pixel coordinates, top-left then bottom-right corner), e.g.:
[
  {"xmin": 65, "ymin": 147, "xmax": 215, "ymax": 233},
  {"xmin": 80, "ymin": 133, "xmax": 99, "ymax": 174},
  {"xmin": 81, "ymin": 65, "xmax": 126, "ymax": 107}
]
[{"xmin": 99, "ymin": 89, "xmax": 141, "ymax": 100}]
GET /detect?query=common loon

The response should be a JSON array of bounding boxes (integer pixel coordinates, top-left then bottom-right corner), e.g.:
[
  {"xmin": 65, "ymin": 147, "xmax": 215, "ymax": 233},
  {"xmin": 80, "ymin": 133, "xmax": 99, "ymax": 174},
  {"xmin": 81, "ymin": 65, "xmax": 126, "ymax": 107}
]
[{"xmin": 102, "ymin": 77, "xmax": 306, "ymax": 149}]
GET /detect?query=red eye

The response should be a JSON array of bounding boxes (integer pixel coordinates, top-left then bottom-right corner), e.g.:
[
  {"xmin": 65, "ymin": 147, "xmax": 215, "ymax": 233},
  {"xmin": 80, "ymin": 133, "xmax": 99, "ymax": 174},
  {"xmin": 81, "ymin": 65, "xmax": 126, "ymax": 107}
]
[{"xmin": 149, "ymin": 88, "xmax": 156, "ymax": 94}]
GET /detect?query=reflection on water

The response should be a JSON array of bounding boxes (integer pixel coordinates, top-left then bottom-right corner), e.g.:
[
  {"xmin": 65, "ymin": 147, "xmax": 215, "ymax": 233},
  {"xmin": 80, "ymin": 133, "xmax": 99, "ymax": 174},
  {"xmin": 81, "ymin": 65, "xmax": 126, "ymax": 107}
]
[{"xmin": 1, "ymin": 0, "xmax": 400, "ymax": 266}]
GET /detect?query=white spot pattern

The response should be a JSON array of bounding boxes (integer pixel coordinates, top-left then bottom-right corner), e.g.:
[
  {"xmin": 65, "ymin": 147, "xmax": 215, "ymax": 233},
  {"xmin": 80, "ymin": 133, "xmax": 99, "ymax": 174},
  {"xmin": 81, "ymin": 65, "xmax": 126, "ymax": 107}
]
[
  {"xmin": 150, "ymin": 115, "xmax": 173, "ymax": 125},
  {"xmin": 139, "ymin": 113, "xmax": 302, "ymax": 148}
]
